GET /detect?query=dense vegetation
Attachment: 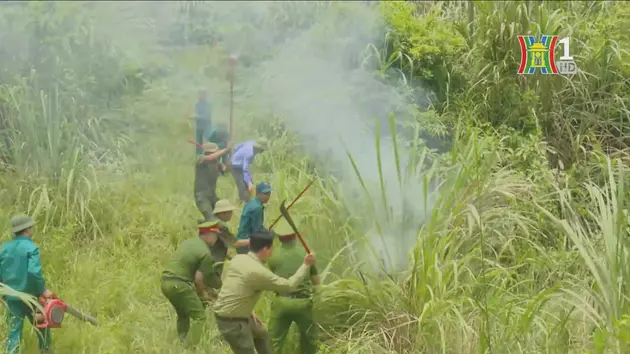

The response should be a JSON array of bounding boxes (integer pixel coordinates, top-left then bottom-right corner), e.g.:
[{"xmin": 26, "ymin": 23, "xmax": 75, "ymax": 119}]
[{"xmin": 0, "ymin": 1, "xmax": 629, "ymax": 353}]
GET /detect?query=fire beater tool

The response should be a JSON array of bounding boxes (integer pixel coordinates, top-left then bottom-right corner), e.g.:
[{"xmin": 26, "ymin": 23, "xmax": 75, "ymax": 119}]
[
  {"xmin": 268, "ymin": 179, "xmax": 315, "ymax": 230},
  {"xmin": 279, "ymin": 200, "xmax": 311, "ymax": 253}
]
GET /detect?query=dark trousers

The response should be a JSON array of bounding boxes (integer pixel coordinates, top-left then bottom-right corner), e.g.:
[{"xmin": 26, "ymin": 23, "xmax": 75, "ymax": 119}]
[
  {"xmin": 215, "ymin": 314, "xmax": 271, "ymax": 354},
  {"xmin": 231, "ymin": 167, "xmax": 250, "ymax": 203},
  {"xmin": 194, "ymin": 190, "xmax": 218, "ymax": 221}
]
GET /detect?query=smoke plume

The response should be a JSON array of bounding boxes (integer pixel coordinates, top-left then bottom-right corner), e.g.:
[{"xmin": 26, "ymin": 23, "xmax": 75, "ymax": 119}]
[{"xmin": 204, "ymin": 2, "xmax": 436, "ymax": 274}]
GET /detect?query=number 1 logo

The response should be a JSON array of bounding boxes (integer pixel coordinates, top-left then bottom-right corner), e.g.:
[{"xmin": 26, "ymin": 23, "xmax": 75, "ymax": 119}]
[{"xmin": 517, "ymin": 35, "xmax": 579, "ymax": 75}]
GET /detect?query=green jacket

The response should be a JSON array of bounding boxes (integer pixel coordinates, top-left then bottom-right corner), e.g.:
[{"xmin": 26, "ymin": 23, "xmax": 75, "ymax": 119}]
[
  {"xmin": 194, "ymin": 156, "xmax": 220, "ymax": 194},
  {"xmin": 0, "ymin": 235, "xmax": 46, "ymax": 301},
  {"xmin": 212, "ymin": 252, "xmax": 311, "ymax": 318},
  {"xmin": 162, "ymin": 237, "xmax": 220, "ymax": 287},
  {"xmin": 236, "ymin": 198, "xmax": 265, "ymax": 254},
  {"xmin": 267, "ymin": 242, "xmax": 318, "ymax": 298}
]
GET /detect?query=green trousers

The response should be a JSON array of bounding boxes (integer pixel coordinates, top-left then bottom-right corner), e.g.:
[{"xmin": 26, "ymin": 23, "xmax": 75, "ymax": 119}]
[
  {"xmin": 160, "ymin": 277, "xmax": 207, "ymax": 347},
  {"xmin": 4, "ymin": 300, "xmax": 51, "ymax": 354},
  {"xmin": 215, "ymin": 314, "xmax": 271, "ymax": 354},
  {"xmin": 268, "ymin": 296, "xmax": 317, "ymax": 354},
  {"xmin": 195, "ymin": 189, "xmax": 218, "ymax": 221}
]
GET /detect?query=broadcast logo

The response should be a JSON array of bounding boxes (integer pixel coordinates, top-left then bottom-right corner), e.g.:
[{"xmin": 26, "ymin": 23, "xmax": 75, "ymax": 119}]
[{"xmin": 517, "ymin": 35, "xmax": 578, "ymax": 76}]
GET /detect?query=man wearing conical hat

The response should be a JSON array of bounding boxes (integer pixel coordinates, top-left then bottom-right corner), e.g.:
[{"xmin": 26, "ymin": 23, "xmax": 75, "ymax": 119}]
[
  {"xmin": 210, "ymin": 199, "xmax": 239, "ymax": 264},
  {"xmin": 229, "ymin": 137, "xmax": 270, "ymax": 203},
  {"xmin": 160, "ymin": 219, "xmax": 224, "ymax": 347},
  {"xmin": 267, "ymin": 217, "xmax": 320, "ymax": 354},
  {"xmin": 195, "ymin": 142, "xmax": 231, "ymax": 221},
  {"xmin": 0, "ymin": 215, "xmax": 55, "ymax": 354},
  {"xmin": 199, "ymin": 200, "xmax": 239, "ymax": 304}
]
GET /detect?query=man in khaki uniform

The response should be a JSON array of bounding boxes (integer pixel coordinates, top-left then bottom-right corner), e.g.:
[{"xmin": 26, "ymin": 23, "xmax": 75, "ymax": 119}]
[
  {"xmin": 160, "ymin": 219, "xmax": 224, "ymax": 347},
  {"xmin": 267, "ymin": 218, "xmax": 320, "ymax": 354},
  {"xmin": 212, "ymin": 228, "xmax": 317, "ymax": 354},
  {"xmin": 195, "ymin": 142, "xmax": 231, "ymax": 221}
]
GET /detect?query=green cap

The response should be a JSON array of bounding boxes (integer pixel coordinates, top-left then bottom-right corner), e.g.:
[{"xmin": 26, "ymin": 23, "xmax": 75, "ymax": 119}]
[
  {"xmin": 11, "ymin": 215, "xmax": 34, "ymax": 234},
  {"xmin": 198, "ymin": 219, "xmax": 220, "ymax": 229},
  {"xmin": 274, "ymin": 217, "xmax": 299, "ymax": 237},
  {"xmin": 253, "ymin": 138, "xmax": 269, "ymax": 151},
  {"xmin": 256, "ymin": 181, "xmax": 272, "ymax": 194}
]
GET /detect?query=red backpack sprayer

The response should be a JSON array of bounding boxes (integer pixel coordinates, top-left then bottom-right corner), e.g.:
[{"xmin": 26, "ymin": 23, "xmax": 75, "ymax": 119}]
[{"xmin": 35, "ymin": 293, "xmax": 98, "ymax": 329}]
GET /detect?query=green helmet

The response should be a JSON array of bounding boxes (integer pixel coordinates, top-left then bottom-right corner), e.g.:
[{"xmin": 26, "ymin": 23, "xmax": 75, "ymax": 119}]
[
  {"xmin": 11, "ymin": 215, "xmax": 34, "ymax": 234},
  {"xmin": 253, "ymin": 138, "xmax": 269, "ymax": 151}
]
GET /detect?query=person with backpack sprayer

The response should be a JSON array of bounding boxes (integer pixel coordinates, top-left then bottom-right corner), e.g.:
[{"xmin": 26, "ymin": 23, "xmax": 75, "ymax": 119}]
[
  {"xmin": 267, "ymin": 216, "xmax": 319, "ymax": 354},
  {"xmin": 0, "ymin": 215, "xmax": 55, "ymax": 354}
]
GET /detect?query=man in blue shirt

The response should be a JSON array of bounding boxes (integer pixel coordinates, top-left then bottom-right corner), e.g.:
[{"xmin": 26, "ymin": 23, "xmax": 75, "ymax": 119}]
[
  {"xmin": 1, "ymin": 215, "xmax": 54, "ymax": 354},
  {"xmin": 230, "ymin": 138, "xmax": 269, "ymax": 203},
  {"xmin": 193, "ymin": 89, "xmax": 212, "ymax": 155},
  {"xmin": 234, "ymin": 182, "xmax": 272, "ymax": 254}
]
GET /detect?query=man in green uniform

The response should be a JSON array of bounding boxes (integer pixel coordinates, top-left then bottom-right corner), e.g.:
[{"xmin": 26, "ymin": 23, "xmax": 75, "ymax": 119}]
[
  {"xmin": 160, "ymin": 219, "xmax": 224, "ymax": 347},
  {"xmin": 267, "ymin": 218, "xmax": 320, "ymax": 354},
  {"xmin": 234, "ymin": 182, "xmax": 272, "ymax": 254},
  {"xmin": 206, "ymin": 125, "xmax": 231, "ymax": 173},
  {"xmin": 0, "ymin": 215, "xmax": 55, "ymax": 354},
  {"xmin": 195, "ymin": 142, "xmax": 231, "ymax": 221},
  {"xmin": 213, "ymin": 228, "xmax": 317, "ymax": 354}
]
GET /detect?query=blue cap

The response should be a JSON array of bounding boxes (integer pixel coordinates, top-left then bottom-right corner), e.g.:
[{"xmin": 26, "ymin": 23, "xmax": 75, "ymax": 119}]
[{"xmin": 256, "ymin": 181, "xmax": 272, "ymax": 194}]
